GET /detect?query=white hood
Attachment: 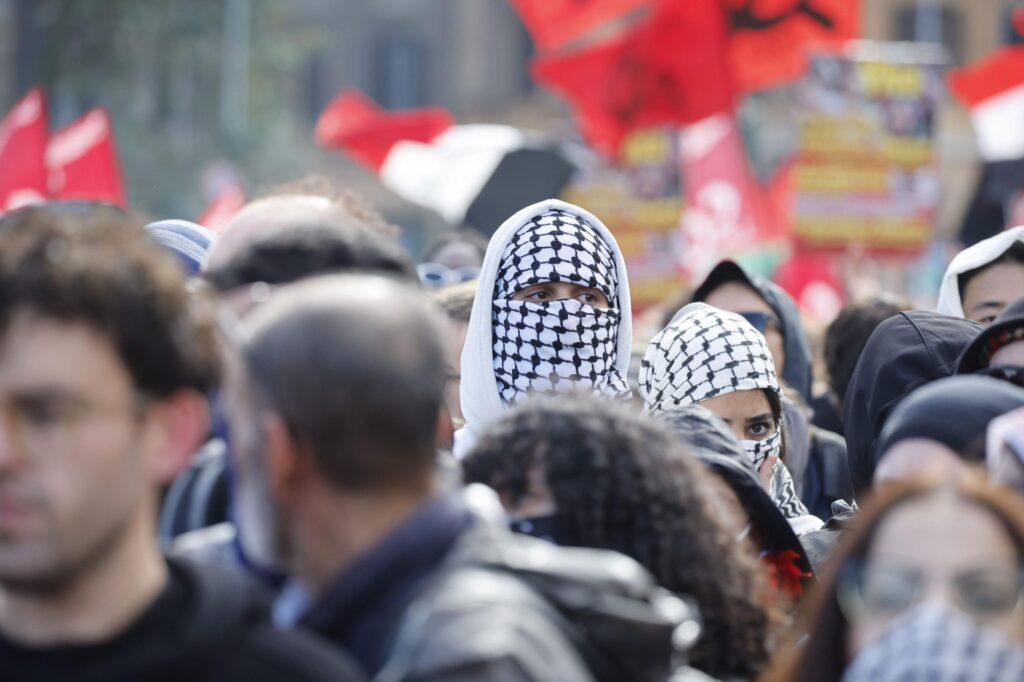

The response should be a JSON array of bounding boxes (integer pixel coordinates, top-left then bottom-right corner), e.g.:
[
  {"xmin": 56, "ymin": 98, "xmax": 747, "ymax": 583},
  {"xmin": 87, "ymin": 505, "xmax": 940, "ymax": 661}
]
[
  {"xmin": 937, "ymin": 226, "xmax": 1024, "ymax": 317},
  {"xmin": 455, "ymin": 198, "xmax": 632, "ymax": 458}
]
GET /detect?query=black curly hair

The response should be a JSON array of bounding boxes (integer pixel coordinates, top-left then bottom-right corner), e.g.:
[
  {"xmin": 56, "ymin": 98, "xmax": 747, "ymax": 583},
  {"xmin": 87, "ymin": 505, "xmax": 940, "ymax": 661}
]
[
  {"xmin": 824, "ymin": 296, "xmax": 910, "ymax": 407},
  {"xmin": 462, "ymin": 395, "xmax": 782, "ymax": 680}
]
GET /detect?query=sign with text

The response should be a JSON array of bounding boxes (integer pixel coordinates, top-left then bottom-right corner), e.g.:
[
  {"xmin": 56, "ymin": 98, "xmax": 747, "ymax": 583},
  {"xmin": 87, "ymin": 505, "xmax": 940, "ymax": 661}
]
[{"xmin": 792, "ymin": 44, "xmax": 944, "ymax": 253}]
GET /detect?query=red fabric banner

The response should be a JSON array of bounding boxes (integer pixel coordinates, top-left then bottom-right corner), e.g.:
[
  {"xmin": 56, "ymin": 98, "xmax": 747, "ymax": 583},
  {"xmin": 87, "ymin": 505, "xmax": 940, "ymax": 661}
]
[
  {"xmin": 0, "ymin": 87, "xmax": 50, "ymax": 211},
  {"xmin": 533, "ymin": 0, "xmax": 733, "ymax": 155},
  {"xmin": 508, "ymin": 0, "xmax": 649, "ymax": 51},
  {"xmin": 679, "ymin": 114, "xmax": 774, "ymax": 278},
  {"xmin": 46, "ymin": 108, "xmax": 125, "ymax": 207},
  {"xmin": 315, "ymin": 89, "xmax": 453, "ymax": 172},
  {"xmin": 949, "ymin": 46, "xmax": 1024, "ymax": 108},
  {"xmin": 725, "ymin": 0, "xmax": 860, "ymax": 93}
]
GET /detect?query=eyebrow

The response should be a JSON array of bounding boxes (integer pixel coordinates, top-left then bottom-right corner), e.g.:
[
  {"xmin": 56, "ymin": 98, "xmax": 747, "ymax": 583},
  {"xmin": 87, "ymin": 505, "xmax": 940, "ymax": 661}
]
[
  {"xmin": 746, "ymin": 412, "xmax": 773, "ymax": 423},
  {"xmin": 971, "ymin": 301, "xmax": 1005, "ymax": 312}
]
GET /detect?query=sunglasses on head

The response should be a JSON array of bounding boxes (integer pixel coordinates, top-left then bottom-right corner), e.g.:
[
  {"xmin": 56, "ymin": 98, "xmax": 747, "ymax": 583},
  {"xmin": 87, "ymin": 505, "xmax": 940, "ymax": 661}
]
[
  {"xmin": 738, "ymin": 312, "xmax": 779, "ymax": 334},
  {"xmin": 416, "ymin": 263, "xmax": 481, "ymax": 289}
]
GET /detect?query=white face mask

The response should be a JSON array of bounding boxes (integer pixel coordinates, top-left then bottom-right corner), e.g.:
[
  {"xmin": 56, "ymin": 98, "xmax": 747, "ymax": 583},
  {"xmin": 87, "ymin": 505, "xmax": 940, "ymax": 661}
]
[{"xmin": 843, "ymin": 603, "xmax": 1024, "ymax": 682}]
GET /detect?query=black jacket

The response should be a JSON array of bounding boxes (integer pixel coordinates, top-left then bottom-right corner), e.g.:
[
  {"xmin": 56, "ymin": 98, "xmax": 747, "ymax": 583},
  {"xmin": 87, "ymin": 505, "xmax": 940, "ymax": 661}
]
[
  {"xmin": 843, "ymin": 311, "xmax": 981, "ymax": 496},
  {"xmin": 302, "ymin": 490, "xmax": 692, "ymax": 682},
  {"xmin": 0, "ymin": 557, "xmax": 364, "ymax": 682}
]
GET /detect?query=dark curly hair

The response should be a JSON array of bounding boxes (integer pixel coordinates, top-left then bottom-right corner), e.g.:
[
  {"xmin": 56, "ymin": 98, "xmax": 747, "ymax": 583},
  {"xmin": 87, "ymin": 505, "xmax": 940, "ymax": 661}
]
[
  {"xmin": 0, "ymin": 204, "xmax": 220, "ymax": 397},
  {"xmin": 462, "ymin": 396, "xmax": 781, "ymax": 680},
  {"xmin": 824, "ymin": 296, "xmax": 910, "ymax": 407}
]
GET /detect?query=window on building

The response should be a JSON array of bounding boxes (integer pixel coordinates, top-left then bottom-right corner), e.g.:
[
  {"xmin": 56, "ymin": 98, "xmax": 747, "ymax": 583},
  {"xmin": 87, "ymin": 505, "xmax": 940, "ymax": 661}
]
[
  {"xmin": 894, "ymin": 5, "xmax": 964, "ymax": 64},
  {"xmin": 372, "ymin": 33, "xmax": 427, "ymax": 109}
]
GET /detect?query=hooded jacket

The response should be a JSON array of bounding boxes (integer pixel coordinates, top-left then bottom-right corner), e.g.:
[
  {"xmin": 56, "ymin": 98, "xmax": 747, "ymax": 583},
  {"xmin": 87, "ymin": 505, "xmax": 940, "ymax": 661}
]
[
  {"xmin": 692, "ymin": 260, "xmax": 813, "ymax": 402},
  {"xmin": 936, "ymin": 225, "xmax": 1024, "ymax": 318},
  {"xmin": 0, "ymin": 557, "xmax": 364, "ymax": 682},
  {"xmin": 844, "ymin": 311, "xmax": 982, "ymax": 496},
  {"xmin": 875, "ymin": 375, "xmax": 1024, "ymax": 461},
  {"xmin": 456, "ymin": 199, "xmax": 631, "ymax": 457}
]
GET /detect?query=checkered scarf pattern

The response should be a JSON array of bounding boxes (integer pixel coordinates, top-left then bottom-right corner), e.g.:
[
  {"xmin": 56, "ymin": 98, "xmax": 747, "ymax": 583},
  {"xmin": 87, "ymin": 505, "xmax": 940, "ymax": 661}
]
[
  {"xmin": 640, "ymin": 305, "xmax": 779, "ymax": 412},
  {"xmin": 491, "ymin": 208, "xmax": 629, "ymax": 406},
  {"xmin": 842, "ymin": 604, "xmax": 1024, "ymax": 682},
  {"xmin": 641, "ymin": 305, "xmax": 809, "ymax": 519}
]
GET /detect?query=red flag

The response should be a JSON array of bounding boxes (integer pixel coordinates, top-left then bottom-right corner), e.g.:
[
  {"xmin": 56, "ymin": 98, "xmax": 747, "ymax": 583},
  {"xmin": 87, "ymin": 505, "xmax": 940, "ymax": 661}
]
[
  {"xmin": 46, "ymin": 109, "xmax": 125, "ymax": 207},
  {"xmin": 774, "ymin": 250, "xmax": 845, "ymax": 323},
  {"xmin": 314, "ymin": 89, "xmax": 453, "ymax": 172},
  {"xmin": 725, "ymin": 0, "xmax": 860, "ymax": 93},
  {"xmin": 509, "ymin": 0, "xmax": 650, "ymax": 52},
  {"xmin": 949, "ymin": 46, "xmax": 1024, "ymax": 162},
  {"xmin": 0, "ymin": 87, "xmax": 50, "ymax": 211},
  {"xmin": 679, "ymin": 114, "xmax": 774, "ymax": 278},
  {"xmin": 533, "ymin": 0, "xmax": 733, "ymax": 155},
  {"xmin": 197, "ymin": 181, "xmax": 245, "ymax": 233}
]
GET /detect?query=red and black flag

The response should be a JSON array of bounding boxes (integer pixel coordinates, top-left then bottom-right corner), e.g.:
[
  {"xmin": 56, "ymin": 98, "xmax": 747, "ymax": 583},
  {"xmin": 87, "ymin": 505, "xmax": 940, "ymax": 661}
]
[{"xmin": 725, "ymin": 0, "xmax": 860, "ymax": 93}]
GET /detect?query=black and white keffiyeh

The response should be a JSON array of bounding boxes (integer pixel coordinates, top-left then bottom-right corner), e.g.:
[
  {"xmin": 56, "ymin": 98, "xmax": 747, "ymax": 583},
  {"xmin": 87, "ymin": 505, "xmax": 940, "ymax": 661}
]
[
  {"xmin": 640, "ymin": 304, "xmax": 810, "ymax": 520},
  {"xmin": 491, "ymin": 208, "xmax": 630, "ymax": 406},
  {"xmin": 640, "ymin": 304, "xmax": 778, "ymax": 411},
  {"xmin": 842, "ymin": 604, "xmax": 1024, "ymax": 682}
]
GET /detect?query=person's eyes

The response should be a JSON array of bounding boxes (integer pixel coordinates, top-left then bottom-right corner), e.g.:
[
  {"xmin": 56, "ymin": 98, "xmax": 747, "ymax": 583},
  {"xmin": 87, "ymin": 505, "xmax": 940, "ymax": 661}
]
[
  {"xmin": 526, "ymin": 289, "xmax": 551, "ymax": 301},
  {"xmin": 980, "ymin": 316, "xmax": 998, "ymax": 325},
  {"xmin": 747, "ymin": 421, "xmax": 772, "ymax": 439},
  {"xmin": 16, "ymin": 399, "xmax": 71, "ymax": 429}
]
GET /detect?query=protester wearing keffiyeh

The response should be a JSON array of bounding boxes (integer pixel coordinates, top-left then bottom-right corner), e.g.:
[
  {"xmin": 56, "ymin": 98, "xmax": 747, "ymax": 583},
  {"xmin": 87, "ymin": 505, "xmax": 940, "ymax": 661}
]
[
  {"xmin": 456, "ymin": 199, "xmax": 632, "ymax": 458},
  {"xmin": 640, "ymin": 303, "xmax": 821, "ymax": 532}
]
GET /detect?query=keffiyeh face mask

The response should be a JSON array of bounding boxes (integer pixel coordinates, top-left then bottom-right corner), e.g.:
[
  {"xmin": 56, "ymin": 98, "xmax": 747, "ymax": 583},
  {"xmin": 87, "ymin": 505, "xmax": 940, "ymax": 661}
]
[
  {"xmin": 742, "ymin": 429, "xmax": 781, "ymax": 470},
  {"xmin": 492, "ymin": 209, "xmax": 629, "ymax": 406},
  {"xmin": 842, "ymin": 604, "xmax": 1024, "ymax": 682}
]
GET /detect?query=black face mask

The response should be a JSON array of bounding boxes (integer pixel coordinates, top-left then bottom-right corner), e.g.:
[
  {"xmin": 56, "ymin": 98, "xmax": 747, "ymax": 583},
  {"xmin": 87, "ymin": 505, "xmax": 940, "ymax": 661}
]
[{"xmin": 509, "ymin": 514, "xmax": 564, "ymax": 544}]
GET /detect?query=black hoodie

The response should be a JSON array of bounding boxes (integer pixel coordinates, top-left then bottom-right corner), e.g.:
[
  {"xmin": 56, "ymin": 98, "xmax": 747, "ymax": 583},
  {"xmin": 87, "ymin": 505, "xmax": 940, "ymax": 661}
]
[
  {"xmin": 692, "ymin": 260, "xmax": 813, "ymax": 402},
  {"xmin": 0, "ymin": 558, "xmax": 365, "ymax": 682},
  {"xmin": 843, "ymin": 311, "xmax": 982, "ymax": 496}
]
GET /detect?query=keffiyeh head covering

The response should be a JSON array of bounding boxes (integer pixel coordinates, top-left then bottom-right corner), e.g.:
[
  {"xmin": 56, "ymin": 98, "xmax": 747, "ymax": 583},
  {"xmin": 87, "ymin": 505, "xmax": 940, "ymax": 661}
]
[
  {"xmin": 491, "ymin": 208, "xmax": 630, "ymax": 406},
  {"xmin": 455, "ymin": 199, "xmax": 632, "ymax": 459},
  {"xmin": 641, "ymin": 304, "xmax": 811, "ymax": 521}
]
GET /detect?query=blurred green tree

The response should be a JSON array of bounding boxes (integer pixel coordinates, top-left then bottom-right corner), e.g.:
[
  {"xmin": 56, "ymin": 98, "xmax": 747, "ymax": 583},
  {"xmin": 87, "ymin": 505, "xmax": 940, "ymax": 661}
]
[{"xmin": 30, "ymin": 0, "xmax": 326, "ymax": 218}]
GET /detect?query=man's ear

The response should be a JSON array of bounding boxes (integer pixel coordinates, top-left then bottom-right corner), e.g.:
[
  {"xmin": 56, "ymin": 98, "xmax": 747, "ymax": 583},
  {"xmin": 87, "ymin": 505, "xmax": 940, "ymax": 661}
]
[
  {"xmin": 148, "ymin": 389, "xmax": 211, "ymax": 486},
  {"xmin": 261, "ymin": 413, "xmax": 304, "ymax": 503}
]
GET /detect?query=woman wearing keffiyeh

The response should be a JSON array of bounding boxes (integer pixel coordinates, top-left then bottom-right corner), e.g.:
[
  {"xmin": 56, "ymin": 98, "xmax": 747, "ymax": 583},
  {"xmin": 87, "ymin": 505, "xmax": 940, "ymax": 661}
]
[
  {"xmin": 640, "ymin": 303, "xmax": 823, "ymax": 533},
  {"xmin": 455, "ymin": 199, "xmax": 632, "ymax": 458}
]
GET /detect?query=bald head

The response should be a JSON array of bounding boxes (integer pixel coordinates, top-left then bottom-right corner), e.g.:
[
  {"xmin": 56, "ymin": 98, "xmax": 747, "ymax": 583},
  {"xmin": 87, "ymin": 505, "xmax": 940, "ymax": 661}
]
[
  {"xmin": 207, "ymin": 195, "xmax": 346, "ymax": 271},
  {"xmin": 237, "ymin": 274, "xmax": 446, "ymax": 490}
]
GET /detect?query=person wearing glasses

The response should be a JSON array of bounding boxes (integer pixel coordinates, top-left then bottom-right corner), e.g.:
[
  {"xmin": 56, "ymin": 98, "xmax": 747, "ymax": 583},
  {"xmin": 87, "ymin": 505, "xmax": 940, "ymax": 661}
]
[
  {"xmin": 689, "ymin": 260, "xmax": 852, "ymax": 521},
  {"xmin": 764, "ymin": 475, "xmax": 1024, "ymax": 681}
]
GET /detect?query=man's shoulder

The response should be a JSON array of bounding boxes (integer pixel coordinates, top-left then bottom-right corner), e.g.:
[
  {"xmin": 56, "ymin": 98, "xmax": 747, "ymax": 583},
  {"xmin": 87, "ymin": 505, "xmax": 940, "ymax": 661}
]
[
  {"xmin": 169, "ymin": 558, "xmax": 366, "ymax": 682},
  {"xmin": 382, "ymin": 561, "xmax": 594, "ymax": 682},
  {"xmin": 220, "ymin": 624, "xmax": 366, "ymax": 682}
]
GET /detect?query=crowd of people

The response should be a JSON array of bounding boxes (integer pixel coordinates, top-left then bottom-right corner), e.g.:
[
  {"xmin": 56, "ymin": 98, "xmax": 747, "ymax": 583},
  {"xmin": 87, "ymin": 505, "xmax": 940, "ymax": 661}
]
[{"xmin": 3, "ymin": 183, "xmax": 1024, "ymax": 681}]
